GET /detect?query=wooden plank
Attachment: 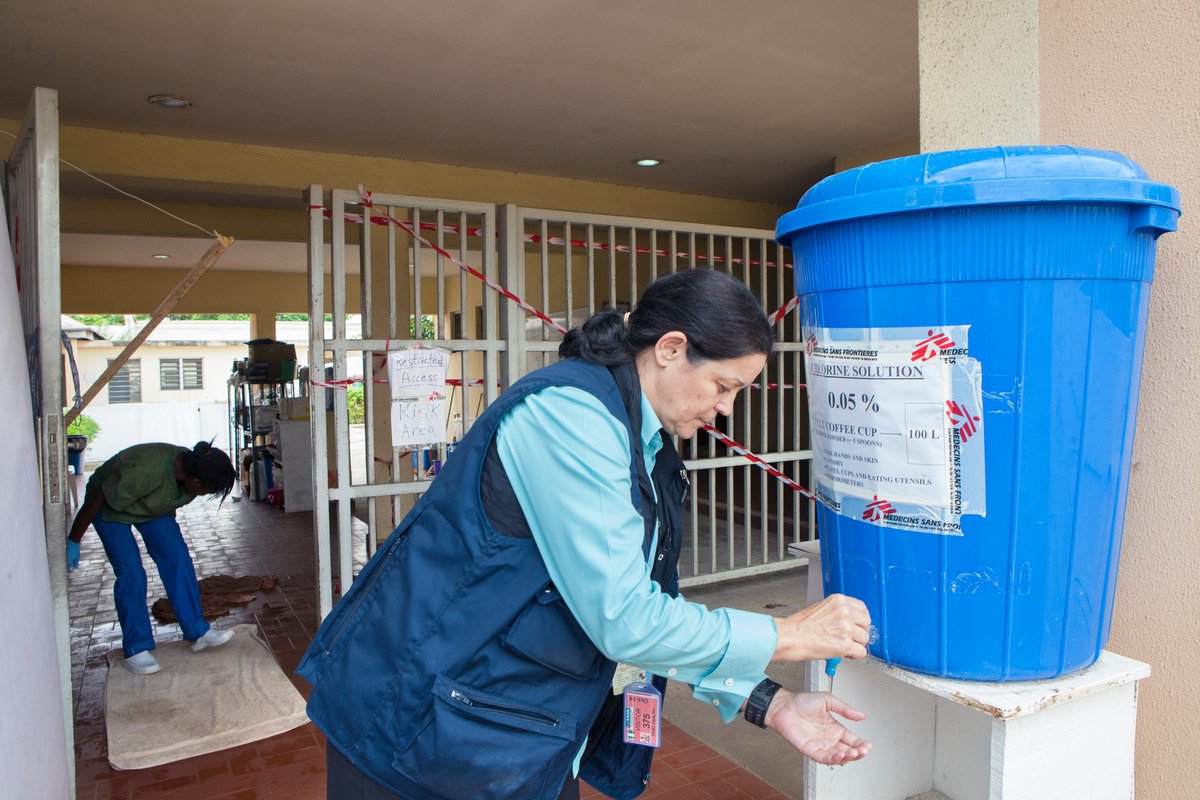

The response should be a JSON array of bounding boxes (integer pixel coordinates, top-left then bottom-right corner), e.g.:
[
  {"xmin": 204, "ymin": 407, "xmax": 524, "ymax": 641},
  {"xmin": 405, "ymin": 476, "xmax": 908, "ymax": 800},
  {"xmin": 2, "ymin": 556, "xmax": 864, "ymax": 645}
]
[{"xmin": 64, "ymin": 234, "xmax": 234, "ymax": 426}]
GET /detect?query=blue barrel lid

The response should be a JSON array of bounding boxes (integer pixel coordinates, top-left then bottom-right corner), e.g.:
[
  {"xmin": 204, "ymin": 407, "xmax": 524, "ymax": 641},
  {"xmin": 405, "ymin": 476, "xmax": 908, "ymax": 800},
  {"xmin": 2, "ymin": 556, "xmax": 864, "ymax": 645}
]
[{"xmin": 776, "ymin": 145, "xmax": 1181, "ymax": 242}]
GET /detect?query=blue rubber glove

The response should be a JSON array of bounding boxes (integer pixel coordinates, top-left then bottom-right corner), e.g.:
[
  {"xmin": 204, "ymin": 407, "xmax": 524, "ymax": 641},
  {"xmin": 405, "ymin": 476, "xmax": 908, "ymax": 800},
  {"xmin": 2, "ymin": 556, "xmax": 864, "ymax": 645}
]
[{"xmin": 66, "ymin": 539, "xmax": 80, "ymax": 572}]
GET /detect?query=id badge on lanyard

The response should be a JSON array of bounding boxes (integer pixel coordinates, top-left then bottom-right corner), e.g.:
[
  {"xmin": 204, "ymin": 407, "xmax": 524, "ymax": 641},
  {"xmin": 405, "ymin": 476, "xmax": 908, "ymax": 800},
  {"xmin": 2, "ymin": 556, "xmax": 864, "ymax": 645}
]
[{"xmin": 622, "ymin": 680, "xmax": 663, "ymax": 748}]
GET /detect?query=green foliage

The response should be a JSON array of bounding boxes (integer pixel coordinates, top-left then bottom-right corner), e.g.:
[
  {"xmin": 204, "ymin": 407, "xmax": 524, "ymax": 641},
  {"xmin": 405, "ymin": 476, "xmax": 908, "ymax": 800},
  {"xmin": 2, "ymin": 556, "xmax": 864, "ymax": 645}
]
[
  {"xmin": 347, "ymin": 385, "xmax": 365, "ymax": 425},
  {"xmin": 66, "ymin": 412, "xmax": 101, "ymax": 441},
  {"xmin": 72, "ymin": 313, "xmax": 256, "ymax": 325},
  {"xmin": 274, "ymin": 313, "xmax": 334, "ymax": 322},
  {"xmin": 71, "ymin": 314, "xmax": 137, "ymax": 327},
  {"xmin": 411, "ymin": 315, "xmax": 437, "ymax": 339}
]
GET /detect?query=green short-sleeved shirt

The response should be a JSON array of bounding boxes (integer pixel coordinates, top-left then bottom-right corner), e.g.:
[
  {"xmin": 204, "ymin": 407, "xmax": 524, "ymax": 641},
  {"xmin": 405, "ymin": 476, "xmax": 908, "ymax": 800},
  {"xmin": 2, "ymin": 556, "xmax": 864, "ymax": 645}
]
[{"xmin": 88, "ymin": 443, "xmax": 196, "ymax": 524}]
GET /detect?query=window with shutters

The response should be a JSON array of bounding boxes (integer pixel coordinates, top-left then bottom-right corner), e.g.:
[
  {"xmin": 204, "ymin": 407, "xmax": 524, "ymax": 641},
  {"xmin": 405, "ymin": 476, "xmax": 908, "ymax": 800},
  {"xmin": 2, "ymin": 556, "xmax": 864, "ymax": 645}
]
[
  {"xmin": 108, "ymin": 359, "xmax": 142, "ymax": 403},
  {"xmin": 160, "ymin": 357, "xmax": 204, "ymax": 391}
]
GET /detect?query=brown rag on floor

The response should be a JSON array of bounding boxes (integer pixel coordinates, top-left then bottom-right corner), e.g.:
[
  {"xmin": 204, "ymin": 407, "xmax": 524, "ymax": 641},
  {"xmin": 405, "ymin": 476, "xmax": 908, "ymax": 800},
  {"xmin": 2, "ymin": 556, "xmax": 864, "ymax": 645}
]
[{"xmin": 151, "ymin": 574, "xmax": 279, "ymax": 622}]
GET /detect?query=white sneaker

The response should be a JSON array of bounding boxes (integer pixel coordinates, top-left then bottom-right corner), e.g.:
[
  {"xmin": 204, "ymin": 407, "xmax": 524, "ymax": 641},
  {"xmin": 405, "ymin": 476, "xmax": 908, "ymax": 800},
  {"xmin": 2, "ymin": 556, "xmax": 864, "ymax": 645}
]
[
  {"xmin": 124, "ymin": 651, "xmax": 162, "ymax": 675},
  {"xmin": 190, "ymin": 628, "xmax": 235, "ymax": 652}
]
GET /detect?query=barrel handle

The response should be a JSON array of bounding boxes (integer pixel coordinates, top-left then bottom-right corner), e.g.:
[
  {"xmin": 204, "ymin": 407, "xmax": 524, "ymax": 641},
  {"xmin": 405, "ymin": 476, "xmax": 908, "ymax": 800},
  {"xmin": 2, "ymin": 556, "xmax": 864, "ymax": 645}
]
[{"xmin": 1129, "ymin": 204, "xmax": 1179, "ymax": 238}]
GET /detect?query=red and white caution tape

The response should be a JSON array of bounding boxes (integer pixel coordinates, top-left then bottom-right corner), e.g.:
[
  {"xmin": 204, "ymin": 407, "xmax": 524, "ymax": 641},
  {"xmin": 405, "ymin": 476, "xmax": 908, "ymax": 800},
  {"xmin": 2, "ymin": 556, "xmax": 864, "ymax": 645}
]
[
  {"xmin": 749, "ymin": 382, "xmax": 805, "ymax": 390},
  {"xmin": 312, "ymin": 206, "xmax": 793, "ymax": 270},
  {"xmin": 355, "ymin": 187, "xmax": 570, "ymax": 336},
  {"xmin": 769, "ymin": 296, "xmax": 799, "ymax": 327},
  {"xmin": 702, "ymin": 424, "xmax": 814, "ymax": 499},
  {"xmin": 319, "ymin": 202, "xmax": 799, "ymax": 328},
  {"xmin": 310, "ymin": 188, "xmax": 809, "ymax": 496},
  {"xmin": 310, "ymin": 376, "xmax": 501, "ymax": 391}
]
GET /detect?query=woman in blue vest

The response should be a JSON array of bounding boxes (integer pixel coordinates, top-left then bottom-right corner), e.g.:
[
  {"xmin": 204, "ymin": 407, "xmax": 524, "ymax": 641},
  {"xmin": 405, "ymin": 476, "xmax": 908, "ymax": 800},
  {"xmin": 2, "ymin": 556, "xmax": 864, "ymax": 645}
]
[{"xmin": 301, "ymin": 269, "xmax": 873, "ymax": 800}]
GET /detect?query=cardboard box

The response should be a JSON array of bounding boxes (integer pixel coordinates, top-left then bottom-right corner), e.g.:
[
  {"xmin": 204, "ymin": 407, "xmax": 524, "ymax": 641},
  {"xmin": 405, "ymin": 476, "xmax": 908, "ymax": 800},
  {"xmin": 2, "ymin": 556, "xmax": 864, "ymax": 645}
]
[
  {"xmin": 252, "ymin": 404, "xmax": 279, "ymax": 431},
  {"xmin": 280, "ymin": 396, "xmax": 310, "ymax": 420},
  {"xmin": 247, "ymin": 340, "xmax": 298, "ymax": 381}
]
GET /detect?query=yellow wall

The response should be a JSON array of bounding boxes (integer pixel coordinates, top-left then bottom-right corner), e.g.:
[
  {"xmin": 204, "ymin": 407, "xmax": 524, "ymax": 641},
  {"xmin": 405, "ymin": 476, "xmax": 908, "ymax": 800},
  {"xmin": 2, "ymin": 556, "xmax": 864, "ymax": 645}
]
[
  {"xmin": 16, "ymin": 122, "xmax": 794, "ymax": 359},
  {"xmin": 60, "ymin": 265, "xmax": 353, "ymax": 317}
]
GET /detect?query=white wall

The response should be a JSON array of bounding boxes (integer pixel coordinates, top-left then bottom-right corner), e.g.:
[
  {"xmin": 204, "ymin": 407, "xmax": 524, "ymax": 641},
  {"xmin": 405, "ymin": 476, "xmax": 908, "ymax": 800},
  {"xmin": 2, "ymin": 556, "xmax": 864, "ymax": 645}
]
[
  {"xmin": 0, "ymin": 197, "xmax": 71, "ymax": 797},
  {"xmin": 86, "ymin": 402, "xmax": 231, "ymax": 464}
]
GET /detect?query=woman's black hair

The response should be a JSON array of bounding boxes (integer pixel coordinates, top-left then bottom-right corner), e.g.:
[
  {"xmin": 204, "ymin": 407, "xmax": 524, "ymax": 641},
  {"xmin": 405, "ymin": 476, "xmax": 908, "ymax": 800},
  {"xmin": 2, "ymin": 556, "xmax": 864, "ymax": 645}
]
[
  {"xmin": 558, "ymin": 269, "xmax": 774, "ymax": 365},
  {"xmin": 179, "ymin": 441, "xmax": 237, "ymax": 502}
]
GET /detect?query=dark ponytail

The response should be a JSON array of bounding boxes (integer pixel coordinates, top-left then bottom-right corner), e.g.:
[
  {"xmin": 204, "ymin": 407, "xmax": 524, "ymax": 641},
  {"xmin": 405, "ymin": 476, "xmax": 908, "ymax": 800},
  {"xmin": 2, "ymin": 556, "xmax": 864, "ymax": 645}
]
[
  {"xmin": 179, "ymin": 440, "xmax": 236, "ymax": 502},
  {"xmin": 557, "ymin": 309, "xmax": 634, "ymax": 364},
  {"xmin": 559, "ymin": 269, "xmax": 774, "ymax": 365}
]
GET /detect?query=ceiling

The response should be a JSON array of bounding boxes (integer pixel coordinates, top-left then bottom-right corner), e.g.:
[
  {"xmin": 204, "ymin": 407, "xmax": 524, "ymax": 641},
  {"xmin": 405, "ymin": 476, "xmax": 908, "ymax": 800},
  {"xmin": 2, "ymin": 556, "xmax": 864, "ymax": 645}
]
[{"xmin": 3, "ymin": 0, "xmax": 918, "ymax": 271}]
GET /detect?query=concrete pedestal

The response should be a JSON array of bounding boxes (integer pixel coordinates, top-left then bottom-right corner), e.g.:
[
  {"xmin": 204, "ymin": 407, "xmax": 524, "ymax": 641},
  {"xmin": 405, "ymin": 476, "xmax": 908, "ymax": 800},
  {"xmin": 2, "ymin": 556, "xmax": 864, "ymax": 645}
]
[{"xmin": 789, "ymin": 541, "xmax": 1148, "ymax": 800}]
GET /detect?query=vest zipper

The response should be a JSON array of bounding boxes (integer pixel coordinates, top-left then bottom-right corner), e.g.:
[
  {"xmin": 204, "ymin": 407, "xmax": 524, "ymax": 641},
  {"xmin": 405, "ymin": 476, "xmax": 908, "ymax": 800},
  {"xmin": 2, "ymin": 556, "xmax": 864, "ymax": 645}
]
[
  {"xmin": 322, "ymin": 532, "xmax": 404, "ymax": 654},
  {"xmin": 448, "ymin": 688, "xmax": 560, "ymax": 727}
]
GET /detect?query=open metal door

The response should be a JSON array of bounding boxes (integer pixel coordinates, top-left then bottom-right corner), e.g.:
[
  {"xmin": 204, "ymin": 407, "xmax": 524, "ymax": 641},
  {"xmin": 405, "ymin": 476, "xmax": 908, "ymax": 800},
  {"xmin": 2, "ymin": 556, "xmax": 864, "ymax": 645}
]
[{"xmin": 6, "ymin": 87, "xmax": 73, "ymax": 792}]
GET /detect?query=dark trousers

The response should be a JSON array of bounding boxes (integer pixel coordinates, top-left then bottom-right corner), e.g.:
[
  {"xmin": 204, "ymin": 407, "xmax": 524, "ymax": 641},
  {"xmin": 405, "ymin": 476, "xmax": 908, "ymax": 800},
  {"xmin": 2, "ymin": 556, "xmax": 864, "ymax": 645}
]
[{"xmin": 325, "ymin": 745, "xmax": 580, "ymax": 799}]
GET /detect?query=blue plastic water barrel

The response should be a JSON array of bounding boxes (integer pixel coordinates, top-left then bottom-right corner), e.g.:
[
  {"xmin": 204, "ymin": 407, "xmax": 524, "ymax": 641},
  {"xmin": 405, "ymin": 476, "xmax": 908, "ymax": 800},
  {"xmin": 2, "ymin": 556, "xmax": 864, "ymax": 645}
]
[{"xmin": 775, "ymin": 146, "xmax": 1180, "ymax": 680}]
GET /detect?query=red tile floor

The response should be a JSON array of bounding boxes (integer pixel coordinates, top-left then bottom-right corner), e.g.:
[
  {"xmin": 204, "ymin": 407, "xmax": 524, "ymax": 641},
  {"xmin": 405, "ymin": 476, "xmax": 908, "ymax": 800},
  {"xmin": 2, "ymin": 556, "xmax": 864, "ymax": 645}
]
[{"xmin": 67, "ymin": 492, "xmax": 788, "ymax": 799}]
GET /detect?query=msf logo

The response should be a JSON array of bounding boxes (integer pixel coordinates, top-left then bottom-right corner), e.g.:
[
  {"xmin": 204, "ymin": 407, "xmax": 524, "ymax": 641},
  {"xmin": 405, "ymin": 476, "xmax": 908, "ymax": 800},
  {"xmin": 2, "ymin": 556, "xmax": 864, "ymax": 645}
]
[
  {"xmin": 805, "ymin": 333, "xmax": 818, "ymax": 357},
  {"xmin": 912, "ymin": 330, "xmax": 956, "ymax": 362},
  {"xmin": 862, "ymin": 495, "xmax": 896, "ymax": 522},
  {"xmin": 945, "ymin": 400, "xmax": 981, "ymax": 443}
]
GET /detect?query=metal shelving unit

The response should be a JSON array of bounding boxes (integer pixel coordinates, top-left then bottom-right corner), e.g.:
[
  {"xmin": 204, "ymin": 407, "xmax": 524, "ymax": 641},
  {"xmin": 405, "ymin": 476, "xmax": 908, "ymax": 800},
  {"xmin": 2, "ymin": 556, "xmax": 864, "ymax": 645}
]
[{"xmin": 227, "ymin": 371, "xmax": 294, "ymax": 501}]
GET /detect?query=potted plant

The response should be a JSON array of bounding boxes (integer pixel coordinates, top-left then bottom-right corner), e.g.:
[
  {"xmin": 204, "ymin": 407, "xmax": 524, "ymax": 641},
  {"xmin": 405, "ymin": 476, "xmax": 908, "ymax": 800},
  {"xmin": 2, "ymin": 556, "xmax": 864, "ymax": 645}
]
[{"xmin": 65, "ymin": 412, "xmax": 101, "ymax": 475}]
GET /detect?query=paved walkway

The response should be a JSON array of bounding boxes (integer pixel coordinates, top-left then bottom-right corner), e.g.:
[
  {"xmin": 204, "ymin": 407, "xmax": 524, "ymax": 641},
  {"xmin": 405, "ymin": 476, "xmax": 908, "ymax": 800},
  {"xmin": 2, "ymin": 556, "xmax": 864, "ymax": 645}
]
[{"xmin": 67, "ymin": 493, "xmax": 788, "ymax": 799}]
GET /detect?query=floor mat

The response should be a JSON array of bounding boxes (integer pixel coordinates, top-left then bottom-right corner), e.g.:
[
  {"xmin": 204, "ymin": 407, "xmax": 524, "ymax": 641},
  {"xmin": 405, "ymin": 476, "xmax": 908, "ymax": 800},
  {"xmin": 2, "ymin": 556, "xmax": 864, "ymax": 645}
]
[{"xmin": 104, "ymin": 623, "xmax": 309, "ymax": 770}]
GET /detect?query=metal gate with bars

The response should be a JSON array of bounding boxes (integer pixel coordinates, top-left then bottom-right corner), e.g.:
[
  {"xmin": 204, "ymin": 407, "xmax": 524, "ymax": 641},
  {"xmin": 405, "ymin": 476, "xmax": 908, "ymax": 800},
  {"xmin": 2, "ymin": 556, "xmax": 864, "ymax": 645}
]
[{"xmin": 308, "ymin": 186, "xmax": 813, "ymax": 618}]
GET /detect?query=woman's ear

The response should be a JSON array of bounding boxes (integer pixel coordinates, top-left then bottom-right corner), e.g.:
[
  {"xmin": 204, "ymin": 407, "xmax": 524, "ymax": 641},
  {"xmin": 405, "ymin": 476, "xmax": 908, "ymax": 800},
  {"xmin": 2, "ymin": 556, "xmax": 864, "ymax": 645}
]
[{"xmin": 653, "ymin": 331, "xmax": 689, "ymax": 366}]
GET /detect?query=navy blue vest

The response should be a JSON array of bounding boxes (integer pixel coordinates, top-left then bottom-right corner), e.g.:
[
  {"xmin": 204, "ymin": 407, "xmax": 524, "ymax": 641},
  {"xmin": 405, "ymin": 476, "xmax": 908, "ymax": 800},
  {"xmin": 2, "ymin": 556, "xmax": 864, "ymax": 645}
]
[{"xmin": 298, "ymin": 358, "xmax": 687, "ymax": 800}]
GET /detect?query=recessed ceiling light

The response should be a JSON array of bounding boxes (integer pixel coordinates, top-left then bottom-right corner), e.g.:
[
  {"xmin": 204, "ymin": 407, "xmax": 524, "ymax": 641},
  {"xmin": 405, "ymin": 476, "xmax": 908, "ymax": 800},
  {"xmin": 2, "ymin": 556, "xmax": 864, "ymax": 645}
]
[
  {"xmin": 634, "ymin": 158, "xmax": 663, "ymax": 167},
  {"xmin": 147, "ymin": 94, "xmax": 192, "ymax": 109},
  {"xmin": 152, "ymin": 254, "xmax": 171, "ymax": 260}
]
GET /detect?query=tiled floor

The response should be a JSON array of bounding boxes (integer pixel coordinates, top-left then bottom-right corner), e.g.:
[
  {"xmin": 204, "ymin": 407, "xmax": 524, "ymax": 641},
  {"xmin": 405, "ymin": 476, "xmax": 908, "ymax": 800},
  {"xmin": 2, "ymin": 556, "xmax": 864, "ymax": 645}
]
[{"xmin": 68, "ymin": 490, "xmax": 788, "ymax": 799}]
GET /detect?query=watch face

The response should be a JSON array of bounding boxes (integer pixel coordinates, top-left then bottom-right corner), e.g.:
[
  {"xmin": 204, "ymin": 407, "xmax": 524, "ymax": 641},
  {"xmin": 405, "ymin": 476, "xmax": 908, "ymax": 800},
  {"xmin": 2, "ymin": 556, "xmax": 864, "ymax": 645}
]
[{"xmin": 744, "ymin": 679, "xmax": 780, "ymax": 728}]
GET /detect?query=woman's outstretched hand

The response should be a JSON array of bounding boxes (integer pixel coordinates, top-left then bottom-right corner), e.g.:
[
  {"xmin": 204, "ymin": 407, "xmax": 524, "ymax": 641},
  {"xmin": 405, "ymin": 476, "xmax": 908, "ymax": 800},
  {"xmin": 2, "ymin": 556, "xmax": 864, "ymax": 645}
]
[
  {"xmin": 764, "ymin": 688, "xmax": 871, "ymax": 766},
  {"xmin": 773, "ymin": 594, "xmax": 871, "ymax": 662}
]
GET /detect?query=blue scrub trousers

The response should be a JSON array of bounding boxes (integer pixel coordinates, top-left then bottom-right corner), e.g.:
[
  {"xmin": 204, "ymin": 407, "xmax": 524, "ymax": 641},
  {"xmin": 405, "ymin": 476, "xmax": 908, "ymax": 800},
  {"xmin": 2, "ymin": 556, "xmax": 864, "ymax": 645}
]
[{"xmin": 93, "ymin": 511, "xmax": 210, "ymax": 658}]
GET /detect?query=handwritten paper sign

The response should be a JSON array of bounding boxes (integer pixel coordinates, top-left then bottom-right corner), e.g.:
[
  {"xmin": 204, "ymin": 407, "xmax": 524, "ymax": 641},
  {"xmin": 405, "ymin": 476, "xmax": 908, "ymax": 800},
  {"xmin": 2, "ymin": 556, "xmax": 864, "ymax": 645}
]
[{"xmin": 387, "ymin": 347, "xmax": 451, "ymax": 448}]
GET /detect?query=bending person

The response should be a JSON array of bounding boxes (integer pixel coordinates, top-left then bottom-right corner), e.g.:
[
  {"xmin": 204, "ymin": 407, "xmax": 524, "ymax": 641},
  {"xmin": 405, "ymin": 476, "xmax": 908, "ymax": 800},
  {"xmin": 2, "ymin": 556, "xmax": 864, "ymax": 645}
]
[
  {"xmin": 67, "ymin": 440, "xmax": 238, "ymax": 675},
  {"xmin": 301, "ymin": 269, "xmax": 873, "ymax": 800}
]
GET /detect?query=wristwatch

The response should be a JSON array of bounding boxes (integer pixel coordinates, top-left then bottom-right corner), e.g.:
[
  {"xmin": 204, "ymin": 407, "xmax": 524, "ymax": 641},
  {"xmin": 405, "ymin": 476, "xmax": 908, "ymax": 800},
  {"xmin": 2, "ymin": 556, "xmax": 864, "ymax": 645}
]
[{"xmin": 743, "ymin": 677, "xmax": 782, "ymax": 728}]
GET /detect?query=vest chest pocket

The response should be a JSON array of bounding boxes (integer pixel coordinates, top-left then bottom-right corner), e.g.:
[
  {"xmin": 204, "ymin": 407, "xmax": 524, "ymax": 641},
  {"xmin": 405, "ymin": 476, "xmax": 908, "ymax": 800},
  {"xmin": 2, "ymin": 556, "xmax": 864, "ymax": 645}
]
[
  {"xmin": 392, "ymin": 674, "xmax": 578, "ymax": 800},
  {"xmin": 501, "ymin": 584, "xmax": 603, "ymax": 679}
]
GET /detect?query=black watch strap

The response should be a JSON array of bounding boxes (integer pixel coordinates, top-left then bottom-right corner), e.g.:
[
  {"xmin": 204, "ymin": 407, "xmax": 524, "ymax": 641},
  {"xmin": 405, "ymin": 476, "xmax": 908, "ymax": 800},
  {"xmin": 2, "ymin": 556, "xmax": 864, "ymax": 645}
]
[{"xmin": 743, "ymin": 678, "xmax": 782, "ymax": 728}]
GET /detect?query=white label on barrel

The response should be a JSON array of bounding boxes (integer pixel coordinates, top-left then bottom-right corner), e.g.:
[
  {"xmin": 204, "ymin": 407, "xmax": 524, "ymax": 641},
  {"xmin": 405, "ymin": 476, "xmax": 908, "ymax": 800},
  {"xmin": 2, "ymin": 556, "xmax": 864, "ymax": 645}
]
[{"xmin": 804, "ymin": 325, "xmax": 986, "ymax": 535}]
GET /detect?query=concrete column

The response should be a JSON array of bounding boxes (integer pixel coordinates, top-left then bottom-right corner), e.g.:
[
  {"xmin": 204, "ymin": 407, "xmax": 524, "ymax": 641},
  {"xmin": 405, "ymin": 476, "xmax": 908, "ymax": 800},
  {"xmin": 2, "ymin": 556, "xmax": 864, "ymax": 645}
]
[
  {"xmin": 918, "ymin": 3, "xmax": 1200, "ymax": 797},
  {"xmin": 1038, "ymin": 3, "xmax": 1200, "ymax": 798},
  {"xmin": 248, "ymin": 309, "xmax": 277, "ymax": 341},
  {"xmin": 918, "ymin": 0, "xmax": 1040, "ymax": 152}
]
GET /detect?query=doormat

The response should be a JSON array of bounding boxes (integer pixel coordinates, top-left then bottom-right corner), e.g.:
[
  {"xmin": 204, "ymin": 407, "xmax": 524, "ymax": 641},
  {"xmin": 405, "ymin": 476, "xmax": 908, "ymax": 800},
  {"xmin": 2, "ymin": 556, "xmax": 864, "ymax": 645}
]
[{"xmin": 104, "ymin": 623, "xmax": 308, "ymax": 770}]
